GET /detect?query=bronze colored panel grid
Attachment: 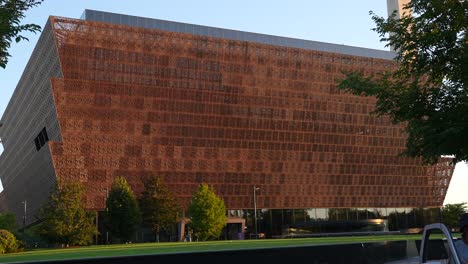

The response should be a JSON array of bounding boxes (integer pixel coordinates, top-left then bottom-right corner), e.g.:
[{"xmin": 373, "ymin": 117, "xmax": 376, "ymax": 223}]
[{"xmin": 48, "ymin": 17, "xmax": 454, "ymax": 210}]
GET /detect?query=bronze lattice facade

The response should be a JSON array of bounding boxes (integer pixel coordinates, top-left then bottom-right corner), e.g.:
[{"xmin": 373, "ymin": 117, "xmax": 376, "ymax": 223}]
[{"xmin": 0, "ymin": 10, "xmax": 454, "ymax": 228}]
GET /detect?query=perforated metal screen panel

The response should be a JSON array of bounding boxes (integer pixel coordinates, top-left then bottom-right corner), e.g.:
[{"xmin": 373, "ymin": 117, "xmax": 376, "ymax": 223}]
[{"xmin": 45, "ymin": 15, "xmax": 454, "ymax": 211}]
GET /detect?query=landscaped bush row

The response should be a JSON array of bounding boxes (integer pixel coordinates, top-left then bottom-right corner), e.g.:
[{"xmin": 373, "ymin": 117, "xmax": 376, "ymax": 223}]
[{"xmin": 0, "ymin": 229, "xmax": 22, "ymax": 254}]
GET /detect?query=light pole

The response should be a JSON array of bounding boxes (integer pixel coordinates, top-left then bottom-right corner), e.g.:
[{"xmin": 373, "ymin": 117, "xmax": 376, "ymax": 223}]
[
  {"xmin": 253, "ymin": 186, "xmax": 260, "ymax": 239},
  {"xmin": 95, "ymin": 211, "xmax": 98, "ymax": 245},
  {"xmin": 103, "ymin": 188, "xmax": 109, "ymax": 244},
  {"xmin": 22, "ymin": 200, "xmax": 27, "ymax": 231}
]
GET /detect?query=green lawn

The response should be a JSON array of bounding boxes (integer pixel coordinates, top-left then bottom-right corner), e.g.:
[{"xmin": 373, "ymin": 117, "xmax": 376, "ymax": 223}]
[{"xmin": 0, "ymin": 233, "xmax": 459, "ymax": 263}]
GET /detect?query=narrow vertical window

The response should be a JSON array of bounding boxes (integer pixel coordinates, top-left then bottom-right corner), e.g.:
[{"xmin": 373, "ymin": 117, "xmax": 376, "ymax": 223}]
[
  {"xmin": 33, "ymin": 127, "xmax": 49, "ymax": 151},
  {"xmin": 34, "ymin": 138, "xmax": 40, "ymax": 151},
  {"xmin": 0, "ymin": 137, "xmax": 4, "ymax": 155}
]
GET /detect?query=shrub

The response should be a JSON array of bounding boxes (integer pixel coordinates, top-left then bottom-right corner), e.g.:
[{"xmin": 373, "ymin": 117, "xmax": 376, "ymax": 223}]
[
  {"xmin": 187, "ymin": 184, "xmax": 226, "ymax": 241},
  {"xmin": 0, "ymin": 229, "xmax": 20, "ymax": 254}
]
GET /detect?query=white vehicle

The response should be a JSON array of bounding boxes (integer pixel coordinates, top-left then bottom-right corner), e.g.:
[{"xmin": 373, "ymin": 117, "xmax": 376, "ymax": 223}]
[
  {"xmin": 419, "ymin": 223, "xmax": 464, "ymax": 264},
  {"xmin": 386, "ymin": 223, "xmax": 465, "ymax": 264}
]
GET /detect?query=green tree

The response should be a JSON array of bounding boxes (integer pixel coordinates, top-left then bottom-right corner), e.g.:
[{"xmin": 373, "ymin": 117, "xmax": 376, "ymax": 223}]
[
  {"xmin": 138, "ymin": 175, "xmax": 180, "ymax": 242},
  {"xmin": 441, "ymin": 202, "xmax": 467, "ymax": 231},
  {"xmin": 0, "ymin": 213, "xmax": 16, "ymax": 232},
  {"xmin": 37, "ymin": 181, "xmax": 97, "ymax": 246},
  {"xmin": 187, "ymin": 183, "xmax": 226, "ymax": 241},
  {"xmin": 0, "ymin": 0, "xmax": 44, "ymax": 69},
  {"xmin": 338, "ymin": 0, "xmax": 468, "ymax": 164},
  {"xmin": 0, "ymin": 229, "xmax": 20, "ymax": 254},
  {"xmin": 105, "ymin": 176, "xmax": 141, "ymax": 243}
]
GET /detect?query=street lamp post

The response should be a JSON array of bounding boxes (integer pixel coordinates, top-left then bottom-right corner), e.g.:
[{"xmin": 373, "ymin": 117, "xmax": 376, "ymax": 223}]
[
  {"xmin": 22, "ymin": 200, "xmax": 27, "ymax": 231},
  {"xmin": 103, "ymin": 188, "xmax": 109, "ymax": 244},
  {"xmin": 253, "ymin": 186, "xmax": 260, "ymax": 239},
  {"xmin": 95, "ymin": 211, "xmax": 98, "ymax": 245}
]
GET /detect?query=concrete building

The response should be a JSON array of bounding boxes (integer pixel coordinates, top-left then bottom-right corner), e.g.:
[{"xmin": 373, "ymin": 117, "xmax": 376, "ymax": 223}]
[
  {"xmin": 387, "ymin": 0, "xmax": 411, "ymax": 19},
  {"xmin": 387, "ymin": 0, "xmax": 411, "ymax": 52},
  {"xmin": 0, "ymin": 9, "xmax": 454, "ymax": 239}
]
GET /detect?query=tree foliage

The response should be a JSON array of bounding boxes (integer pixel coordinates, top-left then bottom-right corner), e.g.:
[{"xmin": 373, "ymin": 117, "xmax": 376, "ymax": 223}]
[
  {"xmin": 105, "ymin": 176, "xmax": 141, "ymax": 243},
  {"xmin": 187, "ymin": 183, "xmax": 226, "ymax": 241},
  {"xmin": 0, "ymin": 0, "xmax": 44, "ymax": 69},
  {"xmin": 138, "ymin": 175, "xmax": 180, "ymax": 242},
  {"xmin": 0, "ymin": 213, "xmax": 16, "ymax": 232},
  {"xmin": 442, "ymin": 202, "xmax": 467, "ymax": 231},
  {"xmin": 338, "ymin": 0, "xmax": 468, "ymax": 164},
  {"xmin": 37, "ymin": 181, "xmax": 97, "ymax": 246},
  {"xmin": 0, "ymin": 229, "xmax": 21, "ymax": 254}
]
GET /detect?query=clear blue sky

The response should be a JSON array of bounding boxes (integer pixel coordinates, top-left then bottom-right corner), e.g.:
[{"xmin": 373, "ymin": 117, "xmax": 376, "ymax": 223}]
[{"xmin": 0, "ymin": 0, "xmax": 466, "ymax": 205}]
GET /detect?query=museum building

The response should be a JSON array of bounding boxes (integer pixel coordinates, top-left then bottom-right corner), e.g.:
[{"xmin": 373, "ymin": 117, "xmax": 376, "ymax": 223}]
[{"xmin": 0, "ymin": 9, "xmax": 454, "ymax": 240}]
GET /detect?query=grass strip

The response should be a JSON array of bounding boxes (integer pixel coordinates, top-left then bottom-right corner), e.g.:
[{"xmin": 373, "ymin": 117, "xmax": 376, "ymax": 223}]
[{"xmin": 0, "ymin": 233, "xmax": 458, "ymax": 263}]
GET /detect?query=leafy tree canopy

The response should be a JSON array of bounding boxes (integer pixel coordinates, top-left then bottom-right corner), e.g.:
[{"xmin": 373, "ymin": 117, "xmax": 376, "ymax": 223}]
[
  {"xmin": 139, "ymin": 175, "xmax": 181, "ymax": 242},
  {"xmin": 442, "ymin": 202, "xmax": 467, "ymax": 231},
  {"xmin": 38, "ymin": 181, "xmax": 97, "ymax": 246},
  {"xmin": 0, "ymin": 213, "xmax": 16, "ymax": 232},
  {"xmin": 187, "ymin": 183, "xmax": 226, "ymax": 241},
  {"xmin": 105, "ymin": 176, "xmax": 141, "ymax": 243},
  {"xmin": 338, "ymin": 0, "xmax": 468, "ymax": 164},
  {"xmin": 0, "ymin": 0, "xmax": 44, "ymax": 69},
  {"xmin": 0, "ymin": 229, "xmax": 20, "ymax": 254}
]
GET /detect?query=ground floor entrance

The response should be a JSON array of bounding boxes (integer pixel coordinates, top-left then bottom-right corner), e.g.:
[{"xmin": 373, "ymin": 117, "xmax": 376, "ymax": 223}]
[{"xmin": 177, "ymin": 217, "xmax": 246, "ymax": 241}]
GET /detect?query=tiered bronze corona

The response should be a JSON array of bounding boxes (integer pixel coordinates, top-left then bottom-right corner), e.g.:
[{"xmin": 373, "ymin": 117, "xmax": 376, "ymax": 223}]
[{"xmin": 0, "ymin": 10, "xmax": 454, "ymax": 233}]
